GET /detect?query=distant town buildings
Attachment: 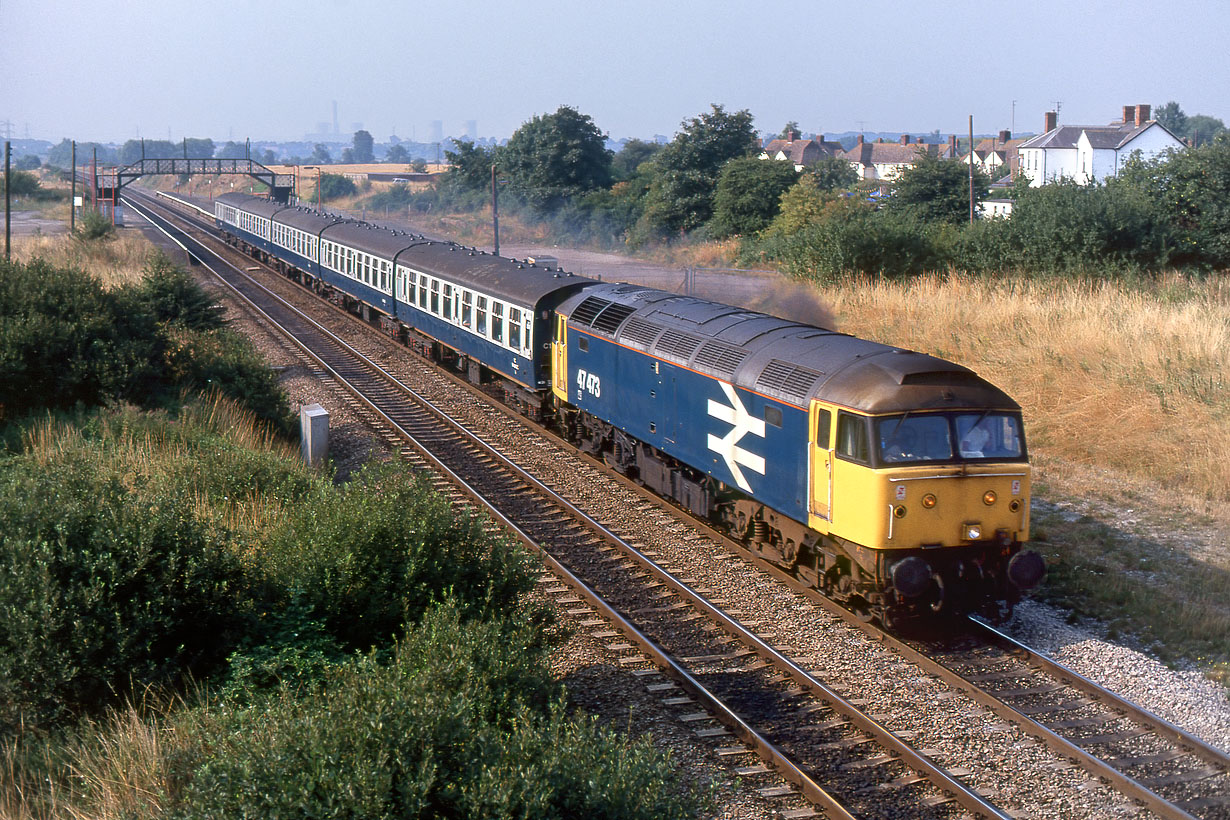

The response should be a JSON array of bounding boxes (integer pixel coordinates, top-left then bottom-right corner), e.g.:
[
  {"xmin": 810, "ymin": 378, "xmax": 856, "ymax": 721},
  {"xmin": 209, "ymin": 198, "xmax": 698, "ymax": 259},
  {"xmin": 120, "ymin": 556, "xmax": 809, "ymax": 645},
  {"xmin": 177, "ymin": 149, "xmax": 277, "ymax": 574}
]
[{"xmin": 759, "ymin": 103, "xmax": 1188, "ymax": 218}]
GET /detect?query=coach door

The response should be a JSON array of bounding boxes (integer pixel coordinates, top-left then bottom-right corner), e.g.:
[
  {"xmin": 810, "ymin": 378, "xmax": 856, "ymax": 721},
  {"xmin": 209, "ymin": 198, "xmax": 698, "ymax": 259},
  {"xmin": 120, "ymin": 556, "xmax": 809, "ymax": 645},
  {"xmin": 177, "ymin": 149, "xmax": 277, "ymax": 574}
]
[
  {"xmin": 551, "ymin": 314, "xmax": 569, "ymax": 402},
  {"xmin": 808, "ymin": 401, "xmax": 834, "ymax": 530}
]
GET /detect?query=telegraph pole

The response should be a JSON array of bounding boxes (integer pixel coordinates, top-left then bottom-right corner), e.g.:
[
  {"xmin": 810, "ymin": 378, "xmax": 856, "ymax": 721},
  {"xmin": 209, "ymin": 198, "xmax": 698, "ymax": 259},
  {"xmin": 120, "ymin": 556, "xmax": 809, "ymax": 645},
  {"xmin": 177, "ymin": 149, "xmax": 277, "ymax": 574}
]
[
  {"xmin": 968, "ymin": 115, "xmax": 975, "ymax": 225},
  {"xmin": 4, "ymin": 141, "xmax": 11, "ymax": 261},
  {"xmin": 491, "ymin": 163, "xmax": 500, "ymax": 257},
  {"xmin": 70, "ymin": 141, "xmax": 76, "ymax": 233}
]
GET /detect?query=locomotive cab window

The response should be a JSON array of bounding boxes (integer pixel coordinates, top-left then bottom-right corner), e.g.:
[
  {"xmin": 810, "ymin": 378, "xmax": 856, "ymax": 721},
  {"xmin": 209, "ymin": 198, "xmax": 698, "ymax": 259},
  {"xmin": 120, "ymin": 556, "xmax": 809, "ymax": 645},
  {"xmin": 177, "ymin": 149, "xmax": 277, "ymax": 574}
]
[
  {"xmin": 578, "ymin": 335, "xmax": 589, "ymax": 352},
  {"xmin": 836, "ymin": 412, "xmax": 870, "ymax": 464},
  {"xmin": 814, "ymin": 409, "xmax": 831, "ymax": 448},
  {"xmin": 764, "ymin": 405, "xmax": 783, "ymax": 428}
]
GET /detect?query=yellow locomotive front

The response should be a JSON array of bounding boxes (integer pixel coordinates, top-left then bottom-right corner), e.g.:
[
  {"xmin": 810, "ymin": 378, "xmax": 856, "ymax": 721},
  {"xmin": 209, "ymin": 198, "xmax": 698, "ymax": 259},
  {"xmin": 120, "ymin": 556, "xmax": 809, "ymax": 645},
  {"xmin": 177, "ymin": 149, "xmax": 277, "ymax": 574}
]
[{"xmin": 807, "ymin": 398, "xmax": 1044, "ymax": 623}]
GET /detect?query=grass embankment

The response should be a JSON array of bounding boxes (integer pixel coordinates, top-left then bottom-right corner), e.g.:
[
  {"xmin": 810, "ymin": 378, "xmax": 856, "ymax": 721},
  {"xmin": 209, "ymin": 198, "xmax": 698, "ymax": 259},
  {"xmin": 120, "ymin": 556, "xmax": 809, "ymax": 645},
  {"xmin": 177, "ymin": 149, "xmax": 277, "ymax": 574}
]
[{"xmin": 814, "ymin": 273, "xmax": 1230, "ymax": 674}]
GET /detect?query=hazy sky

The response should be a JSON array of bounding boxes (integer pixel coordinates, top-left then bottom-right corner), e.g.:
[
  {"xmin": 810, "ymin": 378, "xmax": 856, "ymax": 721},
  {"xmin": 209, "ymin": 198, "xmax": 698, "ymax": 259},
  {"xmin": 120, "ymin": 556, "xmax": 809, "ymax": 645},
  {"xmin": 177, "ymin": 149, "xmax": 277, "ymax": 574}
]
[{"xmin": 2, "ymin": 0, "xmax": 1227, "ymax": 145}]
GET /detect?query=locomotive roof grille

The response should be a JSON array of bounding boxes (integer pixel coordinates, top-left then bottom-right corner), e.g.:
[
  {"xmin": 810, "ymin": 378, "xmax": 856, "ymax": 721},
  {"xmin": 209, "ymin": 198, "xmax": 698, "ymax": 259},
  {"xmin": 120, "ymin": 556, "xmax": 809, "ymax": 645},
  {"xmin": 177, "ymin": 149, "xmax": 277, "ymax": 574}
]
[
  {"xmin": 620, "ymin": 317, "xmax": 664, "ymax": 349},
  {"xmin": 654, "ymin": 329, "xmax": 705, "ymax": 361},
  {"xmin": 572, "ymin": 296, "xmax": 611, "ymax": 326},
  {"xmin": 591, "ymin": 303, "xmax": 637, "ymax": 334},
  {"xmin": 756, "ymin": 359, "xmax": 824, "ymax": 403},
  {"xmin": 693, "ymin": 340, "xmax": 748, "ymax": 377}
]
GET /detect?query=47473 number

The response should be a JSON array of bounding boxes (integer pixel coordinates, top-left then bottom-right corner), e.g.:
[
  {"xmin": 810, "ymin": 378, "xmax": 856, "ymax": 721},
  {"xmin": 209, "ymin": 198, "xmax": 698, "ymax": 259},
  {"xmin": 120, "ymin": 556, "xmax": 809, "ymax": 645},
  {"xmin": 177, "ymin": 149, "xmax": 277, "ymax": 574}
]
[{"xmin": 576, "ymin": 369, "xmax": 601, "ymax": 399}]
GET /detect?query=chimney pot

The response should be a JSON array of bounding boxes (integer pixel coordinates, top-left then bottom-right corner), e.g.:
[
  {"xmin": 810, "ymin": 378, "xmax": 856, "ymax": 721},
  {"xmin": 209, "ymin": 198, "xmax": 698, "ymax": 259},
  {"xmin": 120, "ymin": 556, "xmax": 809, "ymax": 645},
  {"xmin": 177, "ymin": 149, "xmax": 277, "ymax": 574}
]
[
  {"xmin": 1136, "ymin": 104, "xmax": 1150, "ymax": 126},
  {"xmin": 1123, "ymin": 105, "xmax": 1136, "ymax": 124},
  {"xmin": 900, "ymin": 134, "xmax": 909, "ymax": 145},
  {"xmin": 999, "ymin": 129, "xmax": 1011, "ymax": 142},
  {"xmin": 857, "ymin": 134, "xmax": 864, "ymax": 145},
  {"xmin": 1045, "ymin": 111, "xmax": 1058, "ymax": 132}
]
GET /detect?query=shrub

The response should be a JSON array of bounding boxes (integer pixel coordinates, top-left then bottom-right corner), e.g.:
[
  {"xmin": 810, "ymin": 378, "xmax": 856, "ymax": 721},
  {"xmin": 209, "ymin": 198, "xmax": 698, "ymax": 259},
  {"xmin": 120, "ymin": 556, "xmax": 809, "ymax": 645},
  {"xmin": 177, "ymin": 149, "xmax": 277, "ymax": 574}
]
[
  {"xmin": 171, "ymin": 604, "xmax": 700, "ymax": 820},
  {"xmin": 254, "ymin": 463, "xmax": 543, "ymax": 652},
  {"xmin": 78, "ymin": 208, "xmax": 117, "ymax": 240},
  {"xmin": 0, "ymin": 447, "xmax": 249, "ymax": 731}
]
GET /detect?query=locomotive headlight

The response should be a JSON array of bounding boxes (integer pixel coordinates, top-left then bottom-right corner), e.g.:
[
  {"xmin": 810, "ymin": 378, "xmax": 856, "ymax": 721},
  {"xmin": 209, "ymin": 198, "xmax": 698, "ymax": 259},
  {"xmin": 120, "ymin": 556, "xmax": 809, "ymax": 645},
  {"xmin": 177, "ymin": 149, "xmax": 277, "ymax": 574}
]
[
  {"xmin": 922, "ymin": 493, "xmax": 937, "ymax": 509},
  {"xmin": 982, "ymin": 490, "xmax": 997, "ymax": 506},
  {"xmin": 964, "ymin": 523, "xmax": 983, "ymax": 541}
]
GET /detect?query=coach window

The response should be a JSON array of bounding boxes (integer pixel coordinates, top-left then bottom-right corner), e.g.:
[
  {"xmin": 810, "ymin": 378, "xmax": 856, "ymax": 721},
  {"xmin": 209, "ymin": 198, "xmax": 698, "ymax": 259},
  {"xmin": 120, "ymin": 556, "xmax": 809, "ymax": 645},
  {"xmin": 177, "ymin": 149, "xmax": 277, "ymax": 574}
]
[
  {"xmin": 441, "ymin": 284, "xmax": 453, "ymax": 319},
  {"xmin": 381, "ymin": 261, "xmax": 390, "ymax": 291},
  {"xmin": 508, "ymin": 307, "xmax": 522, "ymax": 351},
  {"xmin": 477, "ymin": 296, "xmax": 488, "ymax": 334},
  {"xmin": 491, "ymin": 302, "xmax": 504, "ymax": 343},
  {"xmin": 430, "ymin": 280, "xmax": 440, "ymax": 314},
  {"xmin": 523, "ymin": 316, "xmax": 532, "ymax": 354},
  {"xmin": 418, "ymin": 275, "xmax": 428, "ymax": 309},
  {"xmin": 461, "ymin": 291, "xmax": 473, "ymax": 327},
  {"xmin": 836, "ymin": 411, "xmax": 870, "ymax": 464}
]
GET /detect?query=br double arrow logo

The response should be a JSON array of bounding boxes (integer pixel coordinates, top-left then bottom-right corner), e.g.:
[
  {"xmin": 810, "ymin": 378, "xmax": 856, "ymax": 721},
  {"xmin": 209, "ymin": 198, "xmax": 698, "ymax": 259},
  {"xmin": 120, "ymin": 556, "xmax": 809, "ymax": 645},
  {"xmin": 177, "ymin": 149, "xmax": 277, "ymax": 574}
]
[{"xmin": 706, "ymin": 382, "xmax": 766, "ymax": 492}]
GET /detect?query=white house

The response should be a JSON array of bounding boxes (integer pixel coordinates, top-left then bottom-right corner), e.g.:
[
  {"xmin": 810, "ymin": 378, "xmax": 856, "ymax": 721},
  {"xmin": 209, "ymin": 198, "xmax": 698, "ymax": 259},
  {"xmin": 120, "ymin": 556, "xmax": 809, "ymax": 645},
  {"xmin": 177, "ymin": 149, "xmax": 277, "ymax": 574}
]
[
  {"xmin": 1017, "ymin": 105, "xmax": 1184, "ymax": 187},
  {"xmin": 843, "ymin": 134, "xmax": 939, "ymax": 182}
]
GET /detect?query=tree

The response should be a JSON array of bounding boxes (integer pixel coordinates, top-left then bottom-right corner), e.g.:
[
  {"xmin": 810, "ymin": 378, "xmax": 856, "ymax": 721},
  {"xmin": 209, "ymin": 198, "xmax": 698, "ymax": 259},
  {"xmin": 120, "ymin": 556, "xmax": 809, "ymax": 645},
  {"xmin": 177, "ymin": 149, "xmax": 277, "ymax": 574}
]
[
  {"xmin": 611, "ymin": 139, "xmax": 662, "ymax": 181},
  {"xmin": 708, "ymin": 157, "xmax": 800, "ymax": 237},
  {"xmin": 1, "ymin": 170, "xmax": 41, "ymax": 197},
  {"xmin": 443, "ymin": 139, "xmax": 495, "ymax": 191},
  {"xmin": 1155, "ymin": 101, "xmax": 1188, "ymax": 137},
  {"xmin": 500, "ymin": 105, "xmax": 613, "ymax": 211},
  {"xmin": 352, "ymin": 130, "xmax": 375, "ymax": 163},
  {"xmin": 14, "ymin": 155, "xmax": 41, "ymax": 171},
  {"xmin": 318, "ymin": 173, "xmax": 356, "ymax": 201},
  {"xmin": 120, "ymin": 139, "xmax": 176, "ymax": 164},
  {"xmin": 1185, "ymin": 114, "xmax": 1227, "ymax": 147},
  {"xmin": 385, "ymin": 143, "xmax": 410, "ymax": 164},
  {"xmin": 184, "ymin": 138, "xmax": 216, "ymax": 159},
  {"xmin": 47, "ymin": 140, "xmax": 116, "ymax": 169},
  {"xmin": 780, "ymin": 121, "xmax": 801, "ymax": 139},
  {"xmin": 643, "ymin": 104, "xmax": 758, "ymax": 234},
  {"xmin": 410, "ymin": 158, "xmax": 428, "ymax": 173},
  {"xmin": 341, "ymin": 147, "xmax": 355, "ymax": 163},
  {"xmin": 806, "ymin": 155, "xmax": 858, "ymax": 192},
  {"xmin": 217, "ymin": 141, "xmax": 250, "ymax": 160},
  {"xmin": 310, "ymin": 143, "xmax": 333, "ymax": 164},
  {"xmin": 260, "ymin": 149, "xmax": 277, "ymax": 165},
  {"xmin": 883, "ymin": 152, "xmax": 989, "ymax": 224}
]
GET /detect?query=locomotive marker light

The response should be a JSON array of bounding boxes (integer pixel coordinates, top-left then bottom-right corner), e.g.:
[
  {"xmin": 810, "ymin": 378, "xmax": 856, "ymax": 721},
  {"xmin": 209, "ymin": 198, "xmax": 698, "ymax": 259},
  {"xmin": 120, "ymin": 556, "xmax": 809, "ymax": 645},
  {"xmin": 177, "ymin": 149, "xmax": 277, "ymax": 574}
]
[
  {"xmin": 983, "ymin": 490, "xmax": 998, "ymax": 505},
  {"xmin": 964, "ymin": 523, "xmax": 983, "ymax": 541}
]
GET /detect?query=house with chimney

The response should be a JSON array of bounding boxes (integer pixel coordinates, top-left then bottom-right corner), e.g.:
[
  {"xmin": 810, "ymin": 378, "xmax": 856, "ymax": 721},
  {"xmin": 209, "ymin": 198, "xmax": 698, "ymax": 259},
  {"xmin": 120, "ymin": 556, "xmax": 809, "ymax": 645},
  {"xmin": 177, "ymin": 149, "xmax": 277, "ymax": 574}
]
[
  {"xmin": 965, "ymin": 130, "xmax": 1026, "ymax": 178},
  {"xmin": 843, "ymin": 134, "xmax": 940, "ymax": 181},
  {"xmin": 1017, "ymin": 104, "xmax": 1183, "ymax": 187},
  {"xmin": 759, "ymin": 132, "xmax": 844, "ymax": 170}
]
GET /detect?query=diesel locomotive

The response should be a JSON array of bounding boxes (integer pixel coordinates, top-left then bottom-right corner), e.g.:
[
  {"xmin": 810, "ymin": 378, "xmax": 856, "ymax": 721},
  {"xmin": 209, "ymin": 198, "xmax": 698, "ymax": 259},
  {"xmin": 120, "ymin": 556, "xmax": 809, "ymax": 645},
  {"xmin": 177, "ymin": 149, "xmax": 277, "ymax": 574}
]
[{"xmin": 214, "ymin": 192, "xmax": 1045, "ymax": 623}]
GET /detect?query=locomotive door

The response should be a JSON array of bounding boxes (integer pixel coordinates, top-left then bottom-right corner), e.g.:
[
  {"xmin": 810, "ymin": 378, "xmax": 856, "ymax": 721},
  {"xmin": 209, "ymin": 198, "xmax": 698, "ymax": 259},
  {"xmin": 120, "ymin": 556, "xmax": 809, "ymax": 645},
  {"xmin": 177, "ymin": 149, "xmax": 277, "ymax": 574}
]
[
  {"xmin": 808, "ymin": 401, "xmax": 834, "ymax": 527},
  {"xmin": 551, "ymin": 314, "xmax": 568, "ymax": 401}
]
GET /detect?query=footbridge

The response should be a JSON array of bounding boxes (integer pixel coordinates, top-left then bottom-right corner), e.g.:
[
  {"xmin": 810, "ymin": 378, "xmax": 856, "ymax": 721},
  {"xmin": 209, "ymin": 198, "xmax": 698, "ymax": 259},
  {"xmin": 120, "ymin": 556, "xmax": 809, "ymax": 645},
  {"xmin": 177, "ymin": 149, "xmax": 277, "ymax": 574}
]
[{"xmin": 93, "ymin": 157, "xmax": 294, "ymax": 204}]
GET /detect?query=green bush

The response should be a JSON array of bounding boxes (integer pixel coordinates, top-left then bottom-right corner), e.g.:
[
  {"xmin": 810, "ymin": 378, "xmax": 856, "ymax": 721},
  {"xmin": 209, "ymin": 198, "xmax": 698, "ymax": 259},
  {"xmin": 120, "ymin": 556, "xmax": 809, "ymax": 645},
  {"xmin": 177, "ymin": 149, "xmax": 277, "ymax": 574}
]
[
  {"xmin": 254, "ymin": 464, "xmax": 543, "ymax": 652},
  {"xmin": 0, "ymin": 255, "xmax": 288, "ymax": 431},
  {"xmin": 171, "ymin": 604, "xmax": 700, "ymax": 820},
  {"xmin": 0, "ymin": 448, "xmax": 249, "ymax": 731}
]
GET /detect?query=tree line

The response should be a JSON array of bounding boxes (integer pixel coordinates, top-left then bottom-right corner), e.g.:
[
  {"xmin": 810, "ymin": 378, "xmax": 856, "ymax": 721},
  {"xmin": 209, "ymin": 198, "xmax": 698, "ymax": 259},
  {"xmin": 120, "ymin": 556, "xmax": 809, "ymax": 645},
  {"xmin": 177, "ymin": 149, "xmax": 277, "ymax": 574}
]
[{"xmin": 407, "ymin": 102, "xmax": 1230, "ymax": 276}]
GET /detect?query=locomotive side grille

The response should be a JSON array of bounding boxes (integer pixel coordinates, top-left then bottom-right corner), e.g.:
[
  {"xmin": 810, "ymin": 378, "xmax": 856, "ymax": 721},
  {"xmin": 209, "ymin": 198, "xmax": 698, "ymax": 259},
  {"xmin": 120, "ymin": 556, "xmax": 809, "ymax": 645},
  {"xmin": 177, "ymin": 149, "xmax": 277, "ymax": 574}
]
[
  {"xmin": 756, "ymin": 359, "xmax": 824, "ymax": 404},
  {"xmin": 693, "ymin": 341, "xmax": 748, "ymax": 377},
  {"xmin": 654, "ymin": 330, "xmax": 704, "ymax": 361},
  {"xmin": 591, "ymin": 303, "xmax": 637, "ymax": 334},
  {"xmin": 620, "ymin": 317, "xmax": 664, "ymax": 349},
  {"xmin": 571, "ymin": 296, "xmax": 611, "ymax": 326}
]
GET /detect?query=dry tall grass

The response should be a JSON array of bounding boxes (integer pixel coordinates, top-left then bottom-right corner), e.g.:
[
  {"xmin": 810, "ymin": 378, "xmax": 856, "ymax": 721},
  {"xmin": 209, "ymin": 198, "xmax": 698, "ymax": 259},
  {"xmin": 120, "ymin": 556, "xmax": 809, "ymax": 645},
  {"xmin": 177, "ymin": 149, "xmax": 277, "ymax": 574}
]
[
  {"xmin": 814, "ymin": 273, "xmax": 1230, "ymax": 503},
  {"xmin": 12, "ymin": 233, "xmax": 153, "ymax": 288}
]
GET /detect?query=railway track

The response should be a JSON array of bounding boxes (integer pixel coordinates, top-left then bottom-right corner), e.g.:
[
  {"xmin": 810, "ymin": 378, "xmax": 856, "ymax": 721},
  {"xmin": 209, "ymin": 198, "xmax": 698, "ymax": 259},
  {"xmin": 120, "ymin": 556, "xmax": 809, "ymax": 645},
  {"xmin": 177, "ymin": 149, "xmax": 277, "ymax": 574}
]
[{"xmin": 130, "ymin": 189, "xmax": 1230, "ymax": 819}]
